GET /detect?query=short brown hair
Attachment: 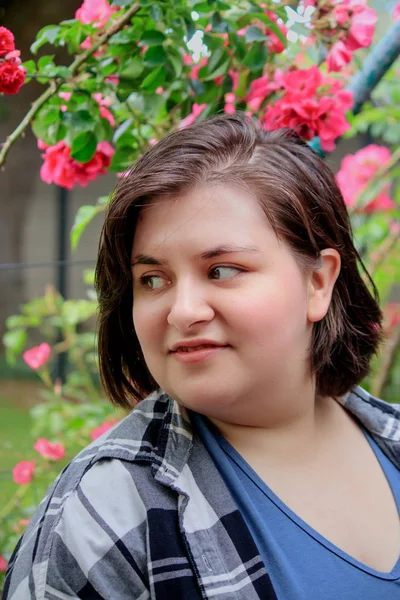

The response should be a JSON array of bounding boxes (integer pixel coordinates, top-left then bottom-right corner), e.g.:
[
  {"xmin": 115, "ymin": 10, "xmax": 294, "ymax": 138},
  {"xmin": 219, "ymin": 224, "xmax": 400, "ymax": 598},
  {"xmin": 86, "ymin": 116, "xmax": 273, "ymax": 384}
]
[{"xmin": 95, "ymin": 113, "xmax": 383, "ymax": 408}]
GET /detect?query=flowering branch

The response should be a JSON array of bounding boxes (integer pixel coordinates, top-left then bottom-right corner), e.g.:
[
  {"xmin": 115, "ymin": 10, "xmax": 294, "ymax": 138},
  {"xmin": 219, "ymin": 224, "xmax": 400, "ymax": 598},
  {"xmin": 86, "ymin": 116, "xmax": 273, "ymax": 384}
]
[
  {"xmin": 350, "ymin": 145, "xmax": 400, "ymax": 212},
  {"xmin": 0, "ymin": 3, "xmax": 140, "ymax": 168},
  {"xmin": 371, "ymin": 321, "xmax": 400, "ymax": 398},
  {"xmin": 365, "ymin": 225, "xmax": 400, "ymax": 283}
]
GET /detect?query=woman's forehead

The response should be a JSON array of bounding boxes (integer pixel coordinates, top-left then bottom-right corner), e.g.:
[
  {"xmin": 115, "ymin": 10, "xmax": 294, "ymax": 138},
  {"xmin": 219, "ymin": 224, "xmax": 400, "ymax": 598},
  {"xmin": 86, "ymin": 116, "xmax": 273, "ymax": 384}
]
[{"xmin": 132, "ymin": 185, "xmax": 273, "ymax": 253}]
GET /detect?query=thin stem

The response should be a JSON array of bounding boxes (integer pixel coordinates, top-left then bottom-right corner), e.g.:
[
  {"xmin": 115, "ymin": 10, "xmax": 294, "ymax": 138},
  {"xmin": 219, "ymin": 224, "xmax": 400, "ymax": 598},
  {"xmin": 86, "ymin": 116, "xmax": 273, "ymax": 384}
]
[
  {"xmin": 371, "ymin": 322, "xmax": 400, "ymax": 397},
  {"xmin": 362, "ymin": 225, "xmax": 400, "ymax": 284},
  {"xmin": 0, "ymin": 3, "xmax": 141, "ymax": 168}
]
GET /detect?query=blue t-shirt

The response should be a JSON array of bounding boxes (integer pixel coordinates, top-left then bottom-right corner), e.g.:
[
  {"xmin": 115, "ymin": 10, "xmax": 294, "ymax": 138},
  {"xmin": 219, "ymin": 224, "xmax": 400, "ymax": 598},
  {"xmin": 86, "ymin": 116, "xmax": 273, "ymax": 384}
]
[{"xmin": 190, "ymin": 411, "xmax": 400, "ymax": 599}]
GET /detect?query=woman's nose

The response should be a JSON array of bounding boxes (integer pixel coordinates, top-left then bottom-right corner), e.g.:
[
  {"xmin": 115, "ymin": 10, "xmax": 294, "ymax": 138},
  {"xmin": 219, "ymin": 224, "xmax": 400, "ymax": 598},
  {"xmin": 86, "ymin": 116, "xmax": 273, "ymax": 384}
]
[{"xmin": 167, "ymin": 280, "xmax": 215, "ymax": 332}]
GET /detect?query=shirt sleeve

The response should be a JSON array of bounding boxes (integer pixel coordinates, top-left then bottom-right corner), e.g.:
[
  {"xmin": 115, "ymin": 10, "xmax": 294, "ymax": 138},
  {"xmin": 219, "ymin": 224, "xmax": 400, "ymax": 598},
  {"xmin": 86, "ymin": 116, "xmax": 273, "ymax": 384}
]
[{"xmin": 3, "ymin": 459, "xmax": 150, "ymax": 599}]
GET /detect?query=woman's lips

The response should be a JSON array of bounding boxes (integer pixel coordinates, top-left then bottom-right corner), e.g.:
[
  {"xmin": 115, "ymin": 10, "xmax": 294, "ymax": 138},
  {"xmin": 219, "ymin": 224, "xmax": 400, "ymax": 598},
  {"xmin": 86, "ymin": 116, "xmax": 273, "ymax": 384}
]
[{"xmin": 171, "ymin": 345, "xmax": 229, "ymax": 363}]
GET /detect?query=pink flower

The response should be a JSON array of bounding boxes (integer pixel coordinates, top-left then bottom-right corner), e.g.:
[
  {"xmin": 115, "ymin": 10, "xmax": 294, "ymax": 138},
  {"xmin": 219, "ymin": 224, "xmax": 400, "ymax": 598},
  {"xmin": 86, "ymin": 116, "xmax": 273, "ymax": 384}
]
[
  {"xmin": 105, "ymin": 73, "xmax": 119, "ymax": 85},
  {"xmin": 91, "ymin": 421, "xmax": 115, "ymax": 440},
  {"xmin": 34, "ymin": 438, "xmax": 66, "ymax": 461},
  {"xmin": 155, "ymin": 86, "xmax": 164, "ymax": 94},
  {"xmin": 23, "ymin": 343, "xmax": 51, "ymax": 370},
  {"xmin": 384, "ymin": 303, "xmax": 400, "ymax": 330},
  {"xmin": 0, "ymin": 26, "xmax": 15, "ymax": 57},
  {"xmin": 80, "ymin": 36, "xmax": 93, "ymax": 50},
  {"xmin": 59, "ymin": 91, "xmax": 72, "ymax": 112},
  {"xmin": 39, "ymin": 140, "xmax": 114, "ymax": 190},
  {"xmin": 347, "ymin": 3, "xmax": 377, "ymax": 51},
  {"xmin": 333, "ymin": 1, "xmax": 377, "ymax": 52},
  {"xmin": 190, "ymin": 57, "xmax": 208, "ymax": 80},
  {"xmin": 229, "ymin": 69, "xmax": 240, "ymax": 92},
  {"xmin": 394, "ymin": 3, "xmax": 400, "ymax": 21},
  {"xmin": 93, "ymin": 92, "xmax": 115, "ymax": 126},
  {"xmin": 75, "ymin": 0, "xmax": 118, "ymax": 28},
  {"xmin": 179, "ymin": 103, "xmax": 207, "ymax": 129},
  {"xmin": 12, "ymin": 461, "xmax": 35, "ymax": 485},
  {"xmin": 0, "ymin": 554, "xmax": 8, "ymax": 572},
  {"xmin": 59, "ymin": 91, "xmax": 72, "ymax": 101},
  {"xmin": 183, "ymin": 54, "xmax": 193, "ymax": 65},
  {"xmin": 262, "ymin": 66, "xmax": 352, "ymax": 151},
  {"xmin": 327, "ymin": 40, "xmax": 353, "ymax": 72},
  {"xmin": 336, "ymin": 145, "xmax": 395, "ymax": 212},
  {"xmin": 224, "ymin": 93, "xmax": 236, "ymax": 114}
]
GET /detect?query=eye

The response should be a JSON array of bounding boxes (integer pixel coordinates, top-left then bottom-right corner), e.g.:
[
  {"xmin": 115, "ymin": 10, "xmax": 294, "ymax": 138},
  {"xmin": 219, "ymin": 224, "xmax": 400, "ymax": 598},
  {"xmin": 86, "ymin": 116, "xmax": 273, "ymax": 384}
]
[
  {"xmin": 139, "ymin": 274, "xmax": 167, "ymax": 291},
  {"xmin": 209, "ymin": 266, "xmax": 243, "ymax": 280}
]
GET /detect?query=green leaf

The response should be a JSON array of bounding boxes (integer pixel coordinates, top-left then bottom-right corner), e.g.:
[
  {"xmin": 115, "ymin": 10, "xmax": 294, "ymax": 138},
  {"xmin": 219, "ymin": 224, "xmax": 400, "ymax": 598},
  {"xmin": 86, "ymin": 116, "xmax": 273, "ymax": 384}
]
[
  {"xmin": 150, "ymin": 5, "xmax": 163, "ymax": 21},
  {"xmin": 242, "ymin": 42, "xmax": 268, "ymax": 71},
  {"xmin": 140, "ymin": 66, "xmax": 166, "ymax": 91},
  {"xmin": 71, "ymin": 205, "xmax": 100, "ymax": 250},
  {"xmin": 38, "ymin": 55, "xmax": 55, "ymax": 70},
  {"xmin": 119, "ymin": 59, "xmax": 144, "ymax": 80},
  {"xmin": 113, "ymin": 118, "xmax": 134, "ymax": 144},
  {"xmin": 3, "ymin": 329, "xmax": 27, "ymax": 365},
  {"xmin": 245, "ymin": 26, "xmax": 264, "ymax": 43},
  {"xmin": 193, "ymin": 2, "xmax": 214, "ymax": 13},
  {"xmin": 203, "ymin": 58, "xmax": 230, "ymax": 81},
  {"xmin": 140, "ymin": 30, "xmax": 166, "ymax": 46},
  {"xmin": 211, "ymin": 12, "xmax": 228, "ymax": 33},
  {"xmin": 168, "ymin": 50, "xmax": 183, "ymax": 77},
  {"xmin": 83, "ymin": 268, "xmax": 96, "ymax": 286},
  {"xmin": 31, "ymin": 26, "xmax": 61, "ymax": 54},
  {"xmin": 143, "ymin": 46, "xmax": 168, "ymax": 67},
  {"xmin": 203, "ymin": 33, "xmax": 224, "ymax": 49},
  {"xmin": 109, "ymin": 29, "xmax": 135, "ymax": 44},
  {"xmin": 208, "ymin": 47, "xmax": 225, "ymax": 73},
  {"xmin": 110, "ymin": 146, "xmax": 137, "ymax": 171},
  {"xmin": 71, "ymin": 131, "xmax": 97, "ymax": 163},
  {"xmin": 22, "ymin": 59, "xmax": 36, "ymax": 76},
  {"xmin": 69, "ymin": 110, "xmax": 96, "ymax": 132}
]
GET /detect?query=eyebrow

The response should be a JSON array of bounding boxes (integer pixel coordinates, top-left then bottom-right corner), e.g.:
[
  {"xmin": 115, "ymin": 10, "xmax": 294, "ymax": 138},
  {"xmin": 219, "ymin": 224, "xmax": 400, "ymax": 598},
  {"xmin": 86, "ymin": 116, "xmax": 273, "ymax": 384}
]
[{"xmin": 131, "ymin": 245, "xmax": 261, "ymax": 266}]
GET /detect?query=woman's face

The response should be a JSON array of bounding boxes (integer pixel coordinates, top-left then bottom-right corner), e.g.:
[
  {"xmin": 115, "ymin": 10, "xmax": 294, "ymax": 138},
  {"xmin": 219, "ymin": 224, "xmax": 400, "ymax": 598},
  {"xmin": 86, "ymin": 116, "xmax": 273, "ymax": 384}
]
[{"xmin": 131, "ymin": 185, "xmax": 315, "ymax": 419}]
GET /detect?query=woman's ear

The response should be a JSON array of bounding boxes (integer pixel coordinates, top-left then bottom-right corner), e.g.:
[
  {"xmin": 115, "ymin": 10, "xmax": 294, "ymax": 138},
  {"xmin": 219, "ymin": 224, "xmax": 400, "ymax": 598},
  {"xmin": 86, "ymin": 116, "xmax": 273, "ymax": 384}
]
[{"xmin": 307, "ymin": 249, "xmax": 341, "ymax": 323}]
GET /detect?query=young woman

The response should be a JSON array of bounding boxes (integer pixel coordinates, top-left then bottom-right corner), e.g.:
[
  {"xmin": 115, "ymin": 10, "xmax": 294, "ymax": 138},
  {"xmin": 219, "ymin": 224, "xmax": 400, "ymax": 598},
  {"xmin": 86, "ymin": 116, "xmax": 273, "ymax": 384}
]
[{"xmin": 4, "ymin": 114, "xmax": 400, "ymax": 600}]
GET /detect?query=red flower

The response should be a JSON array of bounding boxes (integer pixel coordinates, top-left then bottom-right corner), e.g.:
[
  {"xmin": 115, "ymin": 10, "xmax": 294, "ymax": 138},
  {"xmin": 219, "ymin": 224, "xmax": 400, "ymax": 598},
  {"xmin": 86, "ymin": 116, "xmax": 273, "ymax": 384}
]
[
  {"xmin": 23, "ymin": 343, "xmax": 51, "ymax": 370},
  {"xmin": 262, "ymin": 66, "xmax": 352, "ymax": 151},
  {"xmin": 0, "ymin": 57, "xmax": 25, "ymax": 95},
  {"xmin": 39, "ymin": 140, "xmax": 114, "ymax": 190},
  {"xmin": 34, "ymin": 438, "xmax": 66, "ymax": 461},
  {"xmin": 91, "ymin": 421, "xmax": 115, "ymax": 441},
  {"xmin": 0, "ymin": 26, "xmax": 15, "ymax": 57},
  {"xmin": 0, "ymin": 554, "xmax": 8, "ymax": 572},
  {"xmin": 394, "ymin": 3, "xmax": 400, "ymax": 21},
  {"xmin": 246, "ymin": 71, "xmax": 283, "ymax": 112},
  {"xmin": 12, "ymin": 461, "xmax": 35, "ymax": 485},
  {"xmin": 264, "ymin": 11, "xmax": 287, "ymax": 54},
  {"xmin": 336, "ymin": 145, "xmax": 395, "ymax": 212},
  {"xmin": 75, "ymin": 0, "xmax": 118, "ymax": 28}
]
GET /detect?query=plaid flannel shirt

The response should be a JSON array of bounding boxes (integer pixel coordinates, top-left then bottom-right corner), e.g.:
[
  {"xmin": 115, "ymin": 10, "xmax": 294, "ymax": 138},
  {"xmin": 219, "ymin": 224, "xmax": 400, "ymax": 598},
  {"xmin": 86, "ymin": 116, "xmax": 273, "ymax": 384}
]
[{"xmin": 4, "ymin": 385, "xmax": 400, "ymax": 600}]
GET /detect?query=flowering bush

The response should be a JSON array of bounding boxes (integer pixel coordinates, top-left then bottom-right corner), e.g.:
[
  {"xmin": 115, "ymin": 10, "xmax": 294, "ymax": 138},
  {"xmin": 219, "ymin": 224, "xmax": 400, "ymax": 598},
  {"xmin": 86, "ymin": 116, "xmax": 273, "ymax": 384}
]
[{"xmin": 0, "ymin": 0, "xmax": 399, "ymax": 591}]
